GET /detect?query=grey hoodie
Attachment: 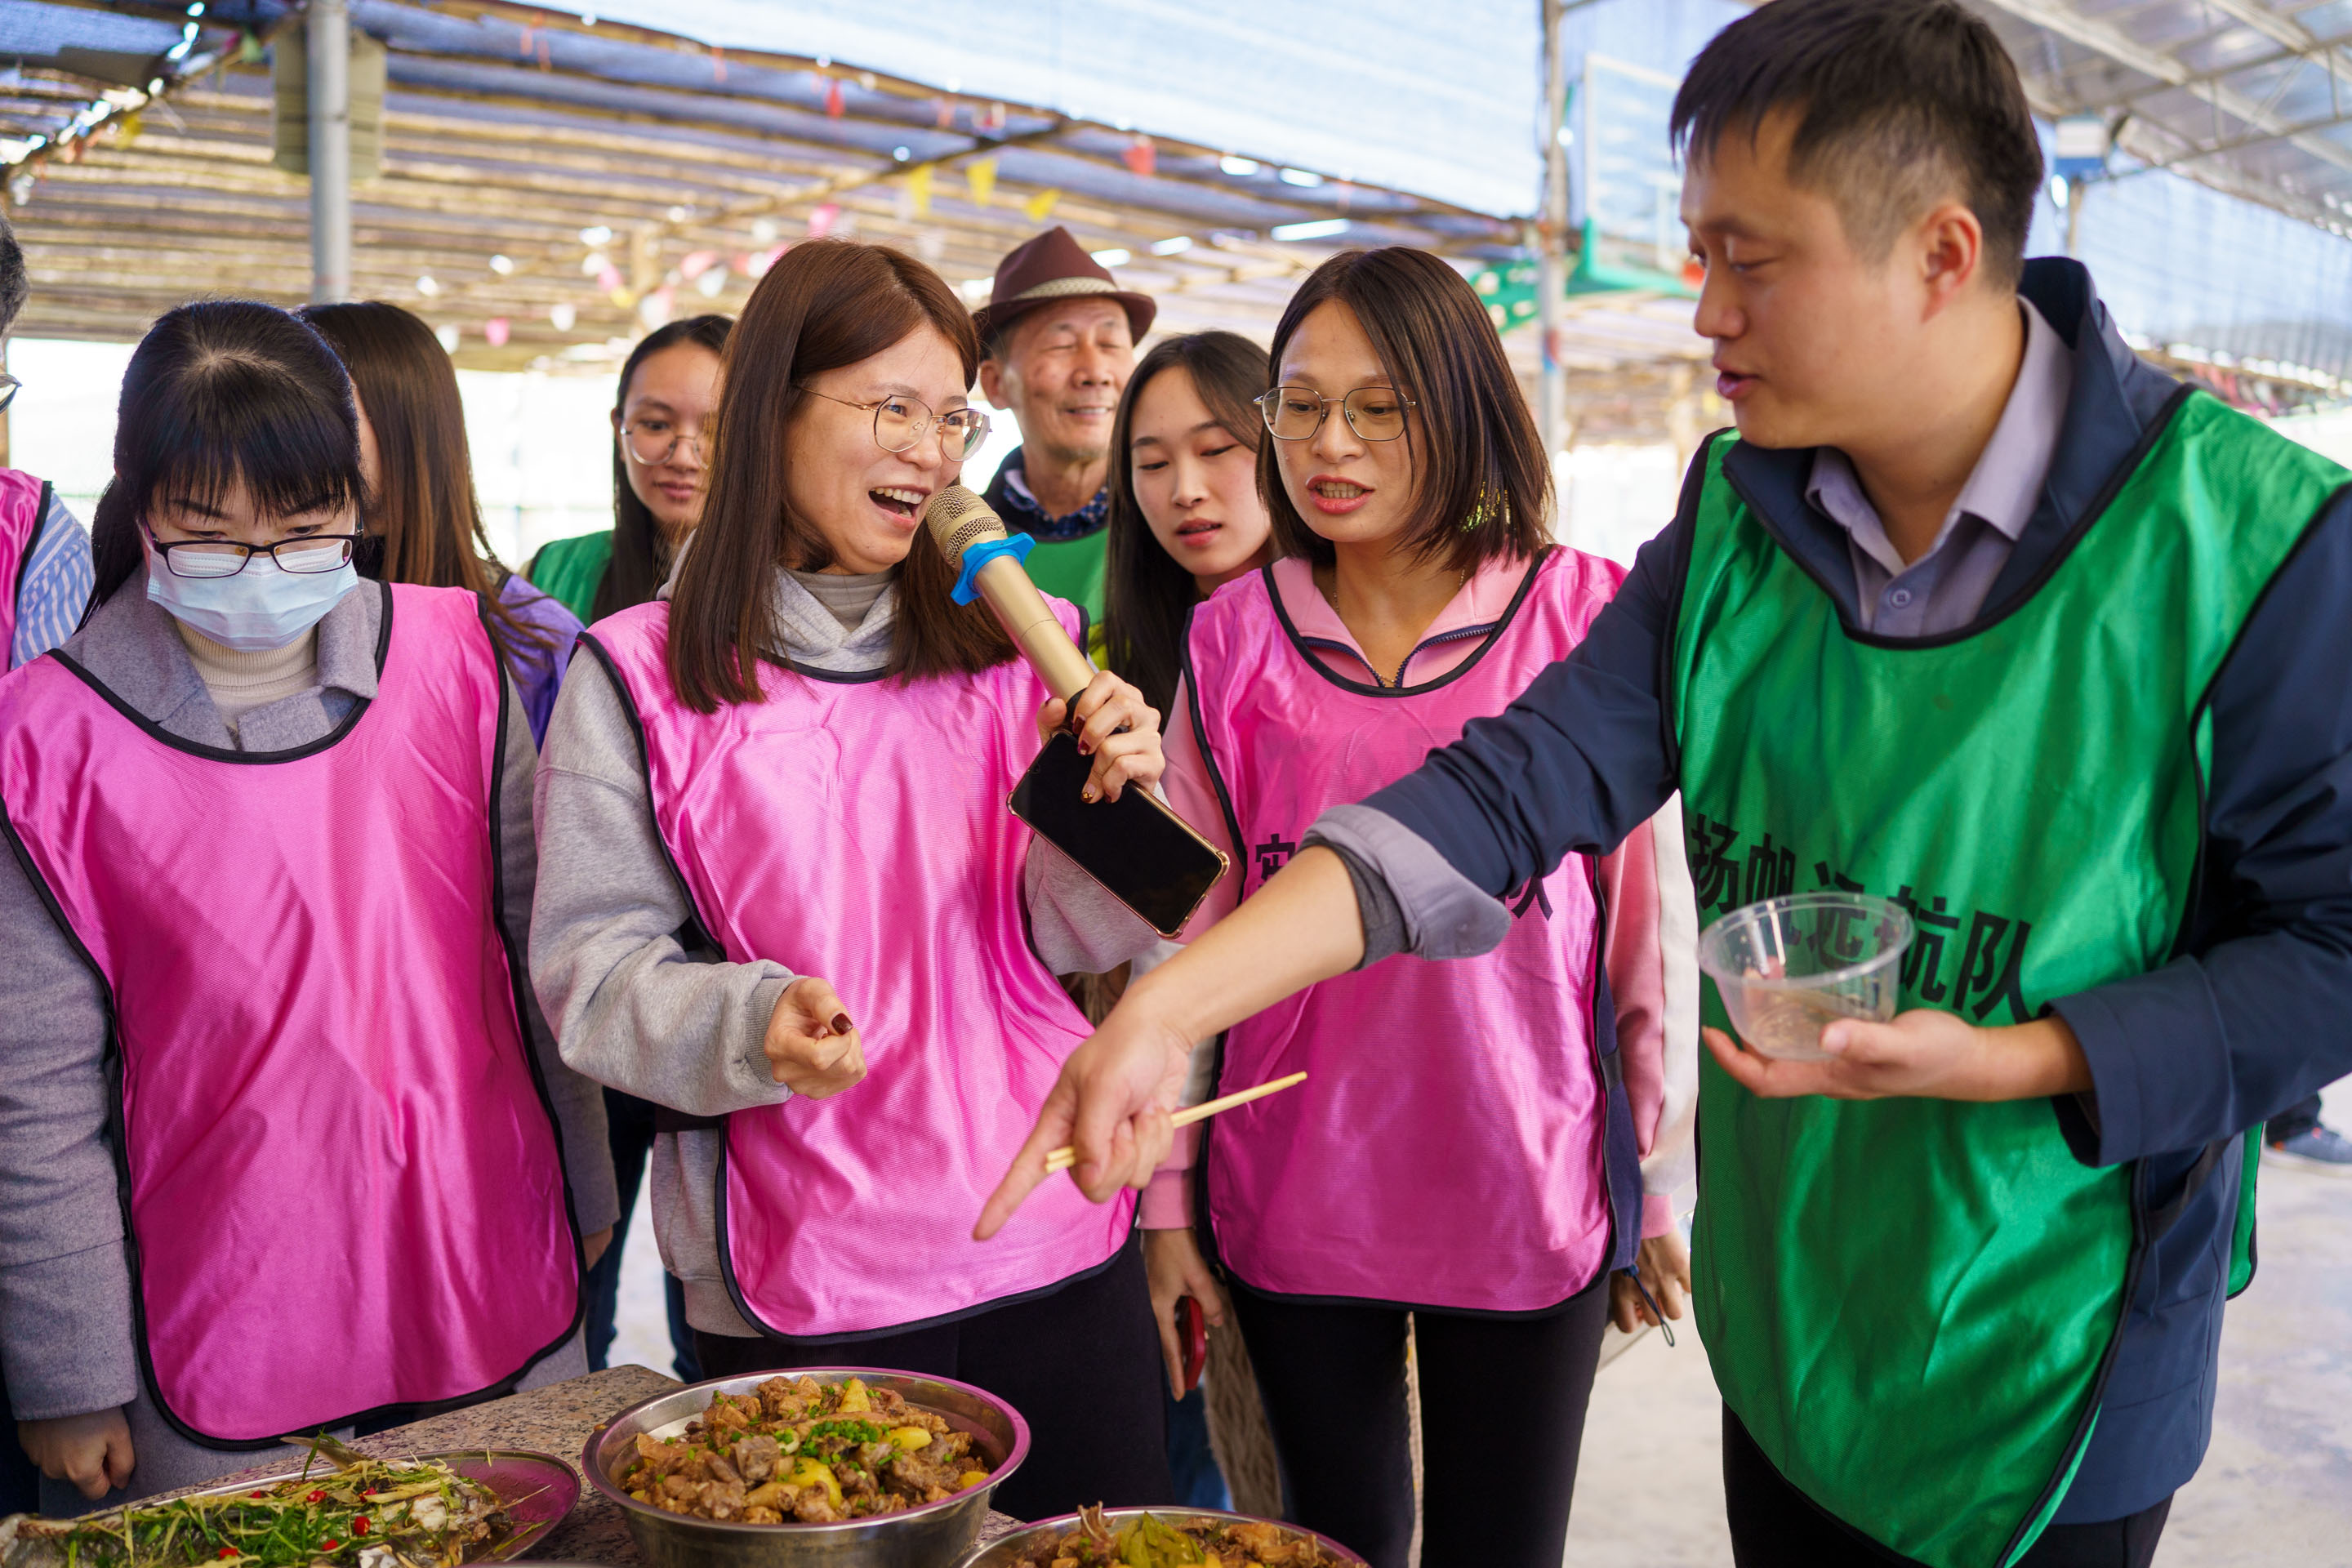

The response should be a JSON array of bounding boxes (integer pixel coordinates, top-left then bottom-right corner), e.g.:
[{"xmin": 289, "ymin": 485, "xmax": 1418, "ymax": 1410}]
[
  {"xmin": 530, "ymin": 568, "xmax": 1156, "ymax": 1339},
  {"xmin": 0, "ymin": 571, "xmax": 616, "ymax": 1503}
]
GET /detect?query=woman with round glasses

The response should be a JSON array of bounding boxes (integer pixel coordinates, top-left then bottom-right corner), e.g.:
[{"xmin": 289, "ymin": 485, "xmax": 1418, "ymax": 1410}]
[
  {"xmin": 1134, "ymin": 247, "xmax": 1696, "ymax": 1568},
  {"xmin": 531, "ymin": 239, "xmax": 1174, "ymax": 1520},
  {"xmin": 0, "ymin": 300, "xmax": 612, "ymax": 1508},
  {"xmin": 528, "ymin": 314, "xmax": 731, "ymax": 624}
]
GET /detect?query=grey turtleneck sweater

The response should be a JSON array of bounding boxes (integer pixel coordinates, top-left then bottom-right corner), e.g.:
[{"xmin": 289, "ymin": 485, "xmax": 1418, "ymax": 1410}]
[{"xmin": 529, "ymin": 567, "xmax": 1156, "ymax": 1338}]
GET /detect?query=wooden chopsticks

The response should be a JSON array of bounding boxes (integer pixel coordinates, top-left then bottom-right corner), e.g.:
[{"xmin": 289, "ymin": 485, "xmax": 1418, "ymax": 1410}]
[{"xmin": 1042, "ymin": 1071, "xmax": 1307, "ymax": 1174}]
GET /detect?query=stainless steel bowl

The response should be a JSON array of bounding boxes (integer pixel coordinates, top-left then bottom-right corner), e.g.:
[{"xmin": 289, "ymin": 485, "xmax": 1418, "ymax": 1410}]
[
  {"xmin": 957, "ymin": 1507, "xmax": 1369, "ymax": 1568},
  {"xmin": 582, "ymin": 1369, "xmax": 1029, "ymax": 1568}
]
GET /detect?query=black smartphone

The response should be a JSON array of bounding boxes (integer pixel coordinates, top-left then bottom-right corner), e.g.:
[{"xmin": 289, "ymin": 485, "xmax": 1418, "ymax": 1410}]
[{"xmin": 1009, "ymin": 730, "xmax": 1229, "ymax": 940}]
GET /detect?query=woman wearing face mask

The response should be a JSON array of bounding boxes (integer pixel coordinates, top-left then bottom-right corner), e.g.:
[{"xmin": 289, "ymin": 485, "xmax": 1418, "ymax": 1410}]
[
  {"xmin": 532, "ymin": 241, "xmax": 1173, "ymax": 1520},
  {"xmin": 528, "ymin": 314, "xmax": 730, "ymax": 624},
  {"xmin": 301, "ymin": 301, "xmax": 578, "ymax": 745},
  {"xmin": 0, "ymin": 301, "xmax": 615, "ymax": 1512},
  {"xmin": 1137, "ymin": 250, "xmax": 1698, "ymax": 1568}
]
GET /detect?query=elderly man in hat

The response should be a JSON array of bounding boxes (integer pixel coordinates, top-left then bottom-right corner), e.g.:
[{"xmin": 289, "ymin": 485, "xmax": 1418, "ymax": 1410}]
[{"xmin": 973, "ymin": 226, "xmax": 1156, "ymax": 621}]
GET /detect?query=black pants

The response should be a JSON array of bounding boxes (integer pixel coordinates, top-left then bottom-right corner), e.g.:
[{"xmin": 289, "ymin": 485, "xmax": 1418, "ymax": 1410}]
[
  {"xmin": 583, "ymin": 1088, "xmax": 702, "ymax": 1382},
  {"xmin": 694, "ymin": 1234, "xmax": 1171, "ymax": 1522},
  {"xmin": 2267, "ymin": 1092, "xmax": 2325, "ymax": 1143},
  {"xmin": 1227, "ymin": 1272, "xmax": 1610, "ymax": 1568},
  {"xmin": 1722, "ymin": 1407, "xmax": 2171, "ymax": 1568}
]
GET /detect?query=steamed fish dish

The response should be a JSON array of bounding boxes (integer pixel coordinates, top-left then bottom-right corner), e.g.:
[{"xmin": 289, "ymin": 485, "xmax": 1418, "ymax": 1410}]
[
  {"xmin": 0, "ymin": 1454, "xmax": 507, "ymax": 1568},
  {"xmin": 614, "ymin": 1375, "xmax": 991, "ymax": 1523}
]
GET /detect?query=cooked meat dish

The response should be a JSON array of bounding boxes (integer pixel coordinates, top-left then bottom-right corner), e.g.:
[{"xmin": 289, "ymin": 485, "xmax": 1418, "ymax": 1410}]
[
  {"xmin": 1014, "ymin": 1507, "xmax": 1339, "ymax": 1568},
  {"xmin": 613, "ymin": 1375, "xmax": 991, "ymax": 1524}
]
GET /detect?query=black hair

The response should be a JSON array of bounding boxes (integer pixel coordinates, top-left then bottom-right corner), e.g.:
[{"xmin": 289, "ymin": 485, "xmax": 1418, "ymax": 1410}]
[
  {"xmin": 1670, "ymin": 0, "xmax": 2042, "ymax": 285},
  {"xmin": 90, "ymin": 300, "xmax": 365, "ymax": 604},
  {"xmin": 1102, "ymin": 331, "xmax": 1270, "ymax": 715},
  {"xmin": 0, "ymin": 212, "xmax": 25, "ymax": 338},
  {"xmin": 1262, "ymin": 248, "xmax": 1549, "ymax": 575},
  {"xmin": 595, "ymin": 313, "xmax": 733, "ymax": 621}
]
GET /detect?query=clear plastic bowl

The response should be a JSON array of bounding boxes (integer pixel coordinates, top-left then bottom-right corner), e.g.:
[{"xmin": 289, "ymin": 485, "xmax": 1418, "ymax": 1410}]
[{"xmin": 1695, "ymin": 892, "xmax": 1914, "ymax": 1061}]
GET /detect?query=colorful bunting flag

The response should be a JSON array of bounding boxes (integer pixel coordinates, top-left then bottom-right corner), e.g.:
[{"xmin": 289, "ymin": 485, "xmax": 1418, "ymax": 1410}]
[
  {"xmin": 1023, "ymin": 188, "xmax": 1061, "ymax": 223},
  {"xmin": 905, "ymin": 163, "xmax": 932, "ymax": 218},
  {"xmin": 1122, "ymin": 136, "xmax": 1156, "ymax": 178},
  {"xmin": 825, "ymin": 78, "xmax": 844, "ymax": 118},
  {"xmin": 966, "ymin": 158, "xmax": 997, "ymax": 208}
]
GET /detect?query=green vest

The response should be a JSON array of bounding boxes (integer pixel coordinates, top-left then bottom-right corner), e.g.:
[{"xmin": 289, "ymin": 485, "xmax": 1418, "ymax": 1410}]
[
  {"xmin": 1668, "ymin": 391, "xmax": 2341, "ymax": 1568},
  {"xmin": 1025, "ymin": 527, "xmax": 1107, "ymax": 625},
  {"xmin": 527, "ymin": 530, "xmax": 614, "ymax": 626}
]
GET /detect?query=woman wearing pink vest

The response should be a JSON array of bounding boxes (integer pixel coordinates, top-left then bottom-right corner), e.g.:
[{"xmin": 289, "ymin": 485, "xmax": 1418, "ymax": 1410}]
[
  {"xmin": 531, "ymin": 240, "xmax": 1174, "ymax": 1520},
  {"xmin": 0, "ymin": 302, "xmax": 615, "ymax": 1512},
  {"xmin": 1145, "ymin": 250, "xmax": 1697, "ymax": 1568}
]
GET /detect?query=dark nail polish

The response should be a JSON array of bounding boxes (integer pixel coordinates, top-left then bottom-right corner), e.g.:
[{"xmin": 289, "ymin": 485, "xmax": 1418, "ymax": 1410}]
[{"xmin": 831, "ymin": 1013, "xmax": 853, "ymax": 1034}]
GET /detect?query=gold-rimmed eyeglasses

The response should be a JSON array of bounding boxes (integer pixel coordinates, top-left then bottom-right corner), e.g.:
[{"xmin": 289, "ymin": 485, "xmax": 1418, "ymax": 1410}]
[
  {"xmin": 619, "ymin": 420, "xmax": 706, "ymax": 466},
  {"xmin": 799, "ymin": 387, "xmax": 991, "ymax": 461},
  {"xmin": 1256, "ymin": 385, "xmax": 1419, "ymax": 443}
]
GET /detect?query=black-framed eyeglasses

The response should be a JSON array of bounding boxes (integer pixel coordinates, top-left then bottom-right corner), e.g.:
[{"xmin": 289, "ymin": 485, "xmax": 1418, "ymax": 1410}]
[
  {"xmin": 145, "ymin": 526, "xmax": 359, "ymax": 579},
  {"xmin": 620, "ymin": 420, "xmax": 707, "ymax": 466},
  {"xmin": 1256, "ymin": 385, "xmax": 1419, "ymax": 443},
  {"xmin": 799, "ymin": 386, "xmax": 991, "ymax": 461},
  {"xmin": 0, "ymin": 372, "xmax": 19, "ymax": 413}
]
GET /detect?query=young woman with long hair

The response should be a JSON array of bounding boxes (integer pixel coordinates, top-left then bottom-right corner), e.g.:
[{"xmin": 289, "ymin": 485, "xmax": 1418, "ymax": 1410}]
[
  {"xmin": 528, "ymin": 313, "xmax": 730, "ymax": 623},
  {"xmin": 1101, "ymin": 332, "xmax": 1276, "ymax": 716},
  {"xmin": 0, "ymin": 301, "xmax": 613, "ymax": 1511},
  {"xmin": 1132, "ymin": 249, "xmax": 1697, "ymax": 1568},
  {"xmin": 531, "ymin": 240, "xmax": 1174, "ymax": 1519},
  {"xmin": 301, "ymin": 301, "xmax": 578, "ymax": 743}
]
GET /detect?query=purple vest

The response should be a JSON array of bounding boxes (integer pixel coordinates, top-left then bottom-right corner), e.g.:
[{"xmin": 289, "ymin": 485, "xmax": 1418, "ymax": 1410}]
[
  {"xmin": 1185, "ymin": 549, "xmax": 1642, "ymax": 1311},
  {"xmin": 0, "ymin": 583, "xmax": 579, "ymax": 1443},
  {"xmin": 586, "ymin": 598, "xmax": 1134, "ymax": 1339}
]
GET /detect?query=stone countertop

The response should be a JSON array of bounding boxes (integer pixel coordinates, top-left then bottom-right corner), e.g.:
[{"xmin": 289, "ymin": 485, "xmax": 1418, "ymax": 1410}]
[{"xmin": 154, "ymin": 1367, "xmax": 1023, "ymax": 1564}]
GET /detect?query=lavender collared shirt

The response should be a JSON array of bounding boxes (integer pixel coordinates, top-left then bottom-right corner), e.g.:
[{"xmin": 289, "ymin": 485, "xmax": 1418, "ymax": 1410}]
[{"xmin": 1806, "ymin": 298, "xmax": 2074, "ymax": 636}]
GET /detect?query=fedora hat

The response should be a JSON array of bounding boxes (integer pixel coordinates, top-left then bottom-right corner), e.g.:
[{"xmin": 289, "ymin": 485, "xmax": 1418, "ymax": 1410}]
[{"xmin": 973, "ymin": 225, "xmax": 1156, "ymax": 349}]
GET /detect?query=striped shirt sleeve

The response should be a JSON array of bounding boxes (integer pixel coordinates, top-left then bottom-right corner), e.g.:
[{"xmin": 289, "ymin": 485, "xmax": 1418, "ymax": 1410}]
[{"xmin": 11, "ymin": 488, "xmax": 93, "ymax": 669}]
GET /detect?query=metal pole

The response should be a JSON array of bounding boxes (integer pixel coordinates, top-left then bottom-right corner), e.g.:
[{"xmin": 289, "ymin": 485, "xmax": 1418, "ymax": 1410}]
[
  {"xmin": 308, "ymin": 0, "xmax": 352, "ymax": 304},
  {"xmin": 1536, "ymin": 0, "xmax": 1568, "ymax": 460}
]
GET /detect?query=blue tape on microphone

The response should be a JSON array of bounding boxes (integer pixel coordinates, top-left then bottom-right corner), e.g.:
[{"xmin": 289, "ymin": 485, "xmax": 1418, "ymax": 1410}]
[{"xmin": 951, "ymin": 532, "xmax": 1037, "ymax": 605}]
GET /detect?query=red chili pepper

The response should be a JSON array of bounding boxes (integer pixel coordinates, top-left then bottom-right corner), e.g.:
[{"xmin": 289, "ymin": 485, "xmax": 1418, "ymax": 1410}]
[
  {"xmin": 306, "ymin": 1490, "xmax": 325, "ymax": 1504},
  {"xmin": 218, "ymin": 1548, "xmax": 237, "ymax": 1559},
  {"xmin": 247, "ymin": 1491, "xmax": 265, "ymax": 1499},
  {"xmin": 359, "ymin": 1489, "xmax": 376, "ymax": 1498},
  {"xmin": 320, "ymin": 1540, "xmax": 340, "ymax": 1552},
  {"xmin": 353, "ymin": 1519, "xmax": 371, "ymax": 1536}
]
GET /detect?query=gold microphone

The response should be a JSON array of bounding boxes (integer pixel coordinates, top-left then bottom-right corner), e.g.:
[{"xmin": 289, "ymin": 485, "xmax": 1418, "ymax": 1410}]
[{"xmin": 921, "ymin": 485, "xmax": 1096, "ymax": 702}]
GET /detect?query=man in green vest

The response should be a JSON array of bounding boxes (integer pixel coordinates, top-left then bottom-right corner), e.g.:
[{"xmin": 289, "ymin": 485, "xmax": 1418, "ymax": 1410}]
[
  {"xmin": 980, "ymin": 3, "xmax": 2352, "ymax": 1565},
  {"xmin": 973, "ymin": 226, "xmax": 1156, "ymax": 623}
]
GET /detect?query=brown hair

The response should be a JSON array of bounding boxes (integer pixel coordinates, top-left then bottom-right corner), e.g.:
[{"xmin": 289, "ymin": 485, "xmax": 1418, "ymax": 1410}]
[
  {"xmin": 1102, "ymin": 331, "xmax": 1270, "ymax": 715},
  {"xmin": 666, "ymin": 241, "xmax": 1014, "ymax": 711},
  {"xmin": 298, "ymin": 301, "xmax": 555, "ymax": 671},
  {"xmin": 1261, "ymin": 248, "xmax": 1549, "ymax": 574}
]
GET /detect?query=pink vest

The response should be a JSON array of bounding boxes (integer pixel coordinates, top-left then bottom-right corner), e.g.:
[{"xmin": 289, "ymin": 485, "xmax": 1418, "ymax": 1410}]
[
  {"xmin": 0, "ymin": 583, "xmax": 580, "ymax": 1444},
  {"xmin": 586, "ymin": 599, "xmax": 1135, "ymax": 1339},
  {"xmin": 1185, "ymin": 549, "xmax": 1642, "ymax": 1312},
  {"xmin": 0, "ymin": 469, "xmax": 47, "ymax": 656}
]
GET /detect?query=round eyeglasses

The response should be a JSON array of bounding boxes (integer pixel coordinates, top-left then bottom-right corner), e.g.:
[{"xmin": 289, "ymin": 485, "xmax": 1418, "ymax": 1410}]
[
  {"xmin": 0, "ymin": 372, "xmax": 20, "ymax": 414},
  {"xmin": 800, "ymin": 386, "xmax": 991, "ymax": 462},
  {"xmin": 1256, "ymin": 385, "xmax": 1419, "ymax": 443},
  {"xmin": 145, "ymin": 527, "xmax": 359, "ymax": 578},
  {"xmin": 620, "ymin": 420, "xmax": 707, "ymax": 467}
]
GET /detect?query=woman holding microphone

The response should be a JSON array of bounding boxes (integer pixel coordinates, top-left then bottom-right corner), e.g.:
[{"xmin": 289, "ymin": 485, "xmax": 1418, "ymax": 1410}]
[{"xmin": 532, "ymin": 240, "xmax": 1173, "ymax": 1521}]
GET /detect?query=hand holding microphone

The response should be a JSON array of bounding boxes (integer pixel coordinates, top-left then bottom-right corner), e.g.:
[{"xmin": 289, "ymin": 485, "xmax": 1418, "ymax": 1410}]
[{"xmin": 923, "ymin": 485, "xmax": 1164, "ymax": 804}]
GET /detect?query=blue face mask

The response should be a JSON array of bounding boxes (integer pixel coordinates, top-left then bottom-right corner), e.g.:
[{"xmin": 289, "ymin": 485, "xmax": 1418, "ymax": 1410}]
[{"xmin": 147, "ymin": 553, "xmax": 361, "ymax": 652}]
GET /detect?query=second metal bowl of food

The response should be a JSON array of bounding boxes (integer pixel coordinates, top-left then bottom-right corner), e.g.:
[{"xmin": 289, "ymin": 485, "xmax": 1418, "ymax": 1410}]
[
  {"xmin": 960, "ymin": 1507, "xmax": 1369, "ymax": 1568},
  {"xmin": 583, "ymin": 1369, "xmax": 1028, "ymax": 1568}
]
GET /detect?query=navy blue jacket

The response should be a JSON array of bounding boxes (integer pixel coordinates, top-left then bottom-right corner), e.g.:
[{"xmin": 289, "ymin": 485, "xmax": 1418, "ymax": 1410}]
[{"xmin": 1366, "ymin": 258, "xmax": 2352, "ymax": 1522}]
